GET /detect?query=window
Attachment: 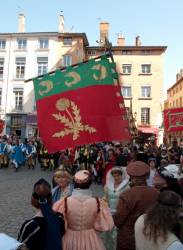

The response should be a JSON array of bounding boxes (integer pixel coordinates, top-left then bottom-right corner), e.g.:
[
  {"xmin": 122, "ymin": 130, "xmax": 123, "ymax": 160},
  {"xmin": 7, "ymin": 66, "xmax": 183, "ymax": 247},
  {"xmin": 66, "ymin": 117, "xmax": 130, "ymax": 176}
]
[
  {"xmin": 176, "ymin": 99, "xmax": 178, "ymax": 107},
  {"xmin": 33, "ymin": 99, "xmax": 37, "ymax": 111},
  {"xmin": 122, "ymin": 50, "xmax": 132, "ymax": 55},
  {"xmin": 0, "ymin": 58, "xmax": 4, "ymax": 79},
  {"xmin": 141, "ymin": 108, "xmax": 150, "ymax": 124},
  {"xmin": 39, "ymin": 39, "xmax": 49, "ymax": 49},
  {"xmin": 122, "ymin": 86, "xmax": 131, "ymax": 97},
  {"xmin": 12, "ymin": 115, "xmax": 22, "ymax": 126},
  {"xmin": 63, "ymin": 55, "xmax": 72, "ymax": 66},
  {"xmin": 37, "ymin": 57, "xmax": 48, "ymax": 75},
  {"xmin": 17, "ymin": 39, "xmax": 27, "ymax": 49},
  {"xmin": 15, "ymin": 57, "xmax": 26, "ymax": 79},
  {"xmin": 180, "ymin": 97, "xmax": 182, "ymax": 107},
  {"xmin": 87, "ymin": 50, "xmax": 97, "ymax": 56},
  {"xmin": 141, "ymin": 86, "xmax": 151, "ymax": 98},
  {"xmin": 0, "ymin": 89, "xmax": 2, "ymax": 105},
  {"xmin": 122, "ymin": 64, "xmax": 132, "ymax": 74},
  {"xmin": 13, "ymin": 88, "xmax": 23, "ymax": 111},
  {"xmin": 0, "ymin": 40, "xmax": 6, "ymax": 49},
  {"xmin": 141, "ymin": 64, "xmax": 151, "ymax": 74},
  {"xmin": 63, "ymin": 38, "xmax": 72, "ymax": 45}
]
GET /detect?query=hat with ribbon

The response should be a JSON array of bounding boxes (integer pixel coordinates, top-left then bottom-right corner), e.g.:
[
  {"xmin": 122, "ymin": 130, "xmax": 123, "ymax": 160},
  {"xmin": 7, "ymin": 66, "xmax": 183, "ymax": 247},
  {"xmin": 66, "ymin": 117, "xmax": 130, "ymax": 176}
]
[{"xmin": 74, "ymin": 170, "xmax": 90, "ymax": 184}]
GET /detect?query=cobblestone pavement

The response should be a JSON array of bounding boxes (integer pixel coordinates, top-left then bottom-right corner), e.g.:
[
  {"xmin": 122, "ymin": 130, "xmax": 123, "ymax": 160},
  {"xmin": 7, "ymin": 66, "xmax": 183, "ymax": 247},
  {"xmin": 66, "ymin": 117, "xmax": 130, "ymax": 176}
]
[{"xmin": 0, "ymin": 164, "xmax": 103, "ymax": 238}]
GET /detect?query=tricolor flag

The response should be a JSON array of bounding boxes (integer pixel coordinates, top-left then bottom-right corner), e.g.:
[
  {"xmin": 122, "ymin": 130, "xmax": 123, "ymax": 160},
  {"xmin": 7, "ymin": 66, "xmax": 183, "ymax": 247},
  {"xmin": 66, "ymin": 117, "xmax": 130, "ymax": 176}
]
[{"xmin": 33, "ymin": 55, "xmax": 130, "ymax": 152}]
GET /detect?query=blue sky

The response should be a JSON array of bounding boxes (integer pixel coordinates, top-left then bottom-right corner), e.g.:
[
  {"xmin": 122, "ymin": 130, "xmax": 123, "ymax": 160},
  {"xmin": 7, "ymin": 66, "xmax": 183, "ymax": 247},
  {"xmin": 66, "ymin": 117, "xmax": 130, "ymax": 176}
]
[{"xmin": 1, "ymin": 0, "xmax": 183, "ymax": 94}]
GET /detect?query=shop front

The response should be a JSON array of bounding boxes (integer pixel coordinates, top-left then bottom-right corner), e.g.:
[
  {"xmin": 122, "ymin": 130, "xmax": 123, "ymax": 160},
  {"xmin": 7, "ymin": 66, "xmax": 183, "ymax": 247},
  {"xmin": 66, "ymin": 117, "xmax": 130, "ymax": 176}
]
[
  {"xmin": 6, "ymin": 113, "xmax": 27, "ymax": 138},
  {"xmin": 137, "ymin": 126, "xmax": 159, "ymax": 145},
  {"xmin": 26, "ymin": 113, "xmax": 38, "ymax": 138}
]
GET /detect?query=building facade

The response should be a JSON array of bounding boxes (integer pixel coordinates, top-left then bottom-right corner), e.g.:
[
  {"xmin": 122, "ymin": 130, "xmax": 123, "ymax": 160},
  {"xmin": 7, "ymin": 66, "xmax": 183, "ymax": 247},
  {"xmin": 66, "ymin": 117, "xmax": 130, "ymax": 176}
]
[
  {"xmin": 164, "ymin": 70, "xmax": 183, "ymax": 144},
  {"xmin": 0, "ymin": 15, "xmax": 166, "ymax": 143},
  {"xmin": 0, "ymin": 14, "xmax": 88, "ymax": 138},
  {"xmin": 86, "ymin": 23, "xmax": 167, "ymax": 145}
]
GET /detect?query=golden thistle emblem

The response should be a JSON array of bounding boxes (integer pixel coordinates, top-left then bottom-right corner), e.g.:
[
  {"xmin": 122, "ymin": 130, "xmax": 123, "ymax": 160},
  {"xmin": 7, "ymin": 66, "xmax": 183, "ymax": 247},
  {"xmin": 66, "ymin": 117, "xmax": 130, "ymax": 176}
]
[{"xmin": 52, "ymin": 98, "xmax": 96, "ymax": 140}]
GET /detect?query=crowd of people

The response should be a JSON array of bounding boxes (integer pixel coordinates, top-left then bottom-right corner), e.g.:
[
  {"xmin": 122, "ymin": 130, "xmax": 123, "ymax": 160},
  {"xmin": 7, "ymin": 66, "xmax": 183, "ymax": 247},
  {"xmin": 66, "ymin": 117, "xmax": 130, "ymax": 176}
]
[{"xmin": 1, "ymin": 136, "xmax": 183, "ymax": 250}]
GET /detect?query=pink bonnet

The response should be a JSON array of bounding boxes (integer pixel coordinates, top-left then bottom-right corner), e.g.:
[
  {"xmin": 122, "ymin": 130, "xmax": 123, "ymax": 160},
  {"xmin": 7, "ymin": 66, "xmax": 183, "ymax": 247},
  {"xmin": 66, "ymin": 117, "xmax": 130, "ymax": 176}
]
[{"xmin": 74, "ymin": 170, "xmax": 90, "ymax": 184}]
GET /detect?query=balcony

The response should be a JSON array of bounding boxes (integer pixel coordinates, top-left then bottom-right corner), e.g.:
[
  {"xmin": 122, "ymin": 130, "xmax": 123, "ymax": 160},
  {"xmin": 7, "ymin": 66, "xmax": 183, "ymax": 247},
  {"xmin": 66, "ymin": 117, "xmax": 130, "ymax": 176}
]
[{"xmin": 11, "ymin": 106, "xmax": 24, "ymax": 113}]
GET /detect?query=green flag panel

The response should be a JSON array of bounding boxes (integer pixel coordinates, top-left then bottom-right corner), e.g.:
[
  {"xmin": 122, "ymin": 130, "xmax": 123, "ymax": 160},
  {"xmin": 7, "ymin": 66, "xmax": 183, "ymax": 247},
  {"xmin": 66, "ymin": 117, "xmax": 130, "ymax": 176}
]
[{"xmin": 33, "ymin": 55, "xmax": 117, "ymax": 101}]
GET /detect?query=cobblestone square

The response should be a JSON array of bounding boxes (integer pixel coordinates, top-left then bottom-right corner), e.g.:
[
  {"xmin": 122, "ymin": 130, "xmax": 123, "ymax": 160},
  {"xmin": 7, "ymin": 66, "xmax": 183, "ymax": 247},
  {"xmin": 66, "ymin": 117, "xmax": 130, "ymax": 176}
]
[{"xmin": 0, "ymin": 165, "xmax": 103, "ymax": 238}]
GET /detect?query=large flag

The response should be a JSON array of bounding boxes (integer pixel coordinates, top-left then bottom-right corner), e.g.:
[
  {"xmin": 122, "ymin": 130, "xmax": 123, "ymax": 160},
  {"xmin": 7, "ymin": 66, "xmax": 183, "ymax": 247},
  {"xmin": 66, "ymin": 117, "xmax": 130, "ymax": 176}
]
[
  {"xmin": 33, "ymin": 55, "xmax": 130, "ymax": 152},
  {"xmin": 164, "ymin": 107, "xmax": 183, "ymax": 132},
  {"xmin": 0, "ymin": 119, "xmax": 4, "ymax": 134}
]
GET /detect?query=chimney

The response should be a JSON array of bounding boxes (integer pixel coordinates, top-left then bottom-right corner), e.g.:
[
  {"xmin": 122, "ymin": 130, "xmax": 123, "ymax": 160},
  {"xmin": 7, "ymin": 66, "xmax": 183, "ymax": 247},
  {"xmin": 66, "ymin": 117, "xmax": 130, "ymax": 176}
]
[
  {"xmin": 135, "ymin": 35, "xmax": 141, "ymax": 46},
  {"xmin": 117, "ymin": 34, "xmax": 125, "ymax": 46},
  {"xmin": 99, "ymin": 22, "xmax": 109, "ymax": 46},
  {"xmin": 18, "ymin": 13, "xmax": 25, "ymax": 33},
  {"xmin": 176, "ymin": 73, "xmax": 181, "ymax": 81},
  {"xmin": 58, "ymin": 13, "xmax": 64, "ymax": 33},
  {"xmin": 180, "ymin": 69, "xmax": 183, "ymax": 77}
]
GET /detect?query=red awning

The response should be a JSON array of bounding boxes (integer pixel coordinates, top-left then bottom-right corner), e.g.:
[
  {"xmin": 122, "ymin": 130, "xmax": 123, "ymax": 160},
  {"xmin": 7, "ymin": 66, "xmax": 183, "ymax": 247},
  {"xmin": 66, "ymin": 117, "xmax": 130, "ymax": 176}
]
[{"xmin": 138, "ymin": 127, "xmax": 159, "ymax": 134}]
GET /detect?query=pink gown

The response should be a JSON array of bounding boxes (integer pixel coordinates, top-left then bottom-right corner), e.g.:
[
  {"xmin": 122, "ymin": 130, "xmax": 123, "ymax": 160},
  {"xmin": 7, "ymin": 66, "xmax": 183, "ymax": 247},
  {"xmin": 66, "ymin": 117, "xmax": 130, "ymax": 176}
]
[{"xmin": 53, "ymin": 191, "xmax": 114, "ymax": 250}]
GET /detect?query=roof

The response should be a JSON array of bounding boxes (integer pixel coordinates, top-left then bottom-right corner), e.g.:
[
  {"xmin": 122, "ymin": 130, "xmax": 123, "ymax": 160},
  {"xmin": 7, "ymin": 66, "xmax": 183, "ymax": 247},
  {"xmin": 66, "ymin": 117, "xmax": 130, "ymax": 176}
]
[
  {"xmin": 167, "ymin": 75, "xmax": 183, "ymax": 92},
  {"xmin": 0, "ymin": 32, "xmax": 89, "ymax": 46},
  {"xmin": 87, "ymin": 45, "xmax": 167, "ymax": 52}
]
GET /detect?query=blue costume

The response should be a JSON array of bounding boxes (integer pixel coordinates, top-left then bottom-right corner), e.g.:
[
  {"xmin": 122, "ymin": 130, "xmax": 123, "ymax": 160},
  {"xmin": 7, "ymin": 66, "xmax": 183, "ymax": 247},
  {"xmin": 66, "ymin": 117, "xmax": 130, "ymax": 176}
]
[
  {"xmin": 52, "ymin": 183, "xmax": 74, "ymax": 204},
  {"xmin": 26, "ymin": 143, "xmax": 36, "ymax": 169},
  {"xmin": 11, "ymin": 144, "xmax": 24, "ymax": 169},
  {"xmin": 20, "ymin": 143, "xmax": 27, "ymax": 165}
]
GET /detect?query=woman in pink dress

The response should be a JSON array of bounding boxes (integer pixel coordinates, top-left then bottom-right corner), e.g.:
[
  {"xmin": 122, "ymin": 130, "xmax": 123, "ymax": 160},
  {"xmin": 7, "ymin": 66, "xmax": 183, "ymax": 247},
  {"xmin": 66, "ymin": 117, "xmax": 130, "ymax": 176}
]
[{"xmin": 53, "ymin": 170, "xmax": 114, "ymax": 250}]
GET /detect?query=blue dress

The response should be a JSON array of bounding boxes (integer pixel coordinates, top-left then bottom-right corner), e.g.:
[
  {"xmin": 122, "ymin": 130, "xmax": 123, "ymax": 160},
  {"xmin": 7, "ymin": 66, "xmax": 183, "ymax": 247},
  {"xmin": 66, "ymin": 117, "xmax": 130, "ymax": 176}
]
[
  {"xmin": 52, "ymin": 183, "xmax": 74, "ymax": 204},
  {"xmin": 11, "ymin": 144, "xmax": 24, "ymax": 167}
]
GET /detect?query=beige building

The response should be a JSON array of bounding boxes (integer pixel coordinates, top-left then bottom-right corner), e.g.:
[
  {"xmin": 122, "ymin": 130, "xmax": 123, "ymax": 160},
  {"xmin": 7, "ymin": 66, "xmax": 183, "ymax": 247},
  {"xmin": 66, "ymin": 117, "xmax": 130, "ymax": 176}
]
[
  {"xmin": 86, "ymin": 22, "xmax": 167, "ymax": 144},
  {"xmin": 164, "ymin": 70, "xmax": 183, "ymax": 143},
  {"xmin": 165, "ymin": 70, "xmax": 183, "ymax": 109},
  {"xmin": 0, "ymin": 14, "xmax": 88, "ymax": 137},
  {"xmin": 0, "ymin": 15, "xmax": 167, "ymax": 143}
]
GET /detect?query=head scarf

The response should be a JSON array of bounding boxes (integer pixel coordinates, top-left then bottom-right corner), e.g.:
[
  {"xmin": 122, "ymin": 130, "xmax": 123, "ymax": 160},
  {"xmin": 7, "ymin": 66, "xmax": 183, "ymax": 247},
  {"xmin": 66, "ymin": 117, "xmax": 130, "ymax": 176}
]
[
  {"xmin": 106, "ymin": 167, "xmax": 129, "ymax": 191},
  {"xmin": 159, "ymin": 164, "xmax": 181, "ymax": 179},
  {"xmin": 33, "ymin": 178, "xmax": 62, "ymax": 250}
]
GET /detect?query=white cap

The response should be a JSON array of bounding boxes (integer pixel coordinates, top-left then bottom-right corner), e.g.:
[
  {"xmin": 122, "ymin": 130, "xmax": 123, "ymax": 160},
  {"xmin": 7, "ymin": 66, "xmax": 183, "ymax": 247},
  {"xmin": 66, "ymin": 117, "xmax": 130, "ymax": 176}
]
[{"xmin": 162, "ymin": 164, "xmax": 180, "ymax": 179}]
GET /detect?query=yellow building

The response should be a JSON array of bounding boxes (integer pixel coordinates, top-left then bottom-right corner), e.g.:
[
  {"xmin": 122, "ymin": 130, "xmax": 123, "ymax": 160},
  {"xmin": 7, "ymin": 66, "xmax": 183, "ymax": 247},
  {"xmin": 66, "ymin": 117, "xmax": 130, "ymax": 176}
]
[
  {"xmin": 166, "ymin": 72, "xmax": 183, "ymax": 109},
  {"xmin": 164, "ymin": 70, "xmax": 183, "ymax": 144},
  {"xmin": 86, "ymin": 22, "xmax": 167, "ymax": 144}
]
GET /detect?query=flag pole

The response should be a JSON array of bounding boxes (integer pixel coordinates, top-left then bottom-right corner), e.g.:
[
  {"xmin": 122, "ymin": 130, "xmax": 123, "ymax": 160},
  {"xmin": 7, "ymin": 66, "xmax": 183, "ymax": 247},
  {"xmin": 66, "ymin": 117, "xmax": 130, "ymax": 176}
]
[
  {"xmin": 103, "ymin": 37, "xmax": 114, "ymax": 63},
  {"xmin": 103, "ymin": 37, "xmax": 133, "ymax": 142}
]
